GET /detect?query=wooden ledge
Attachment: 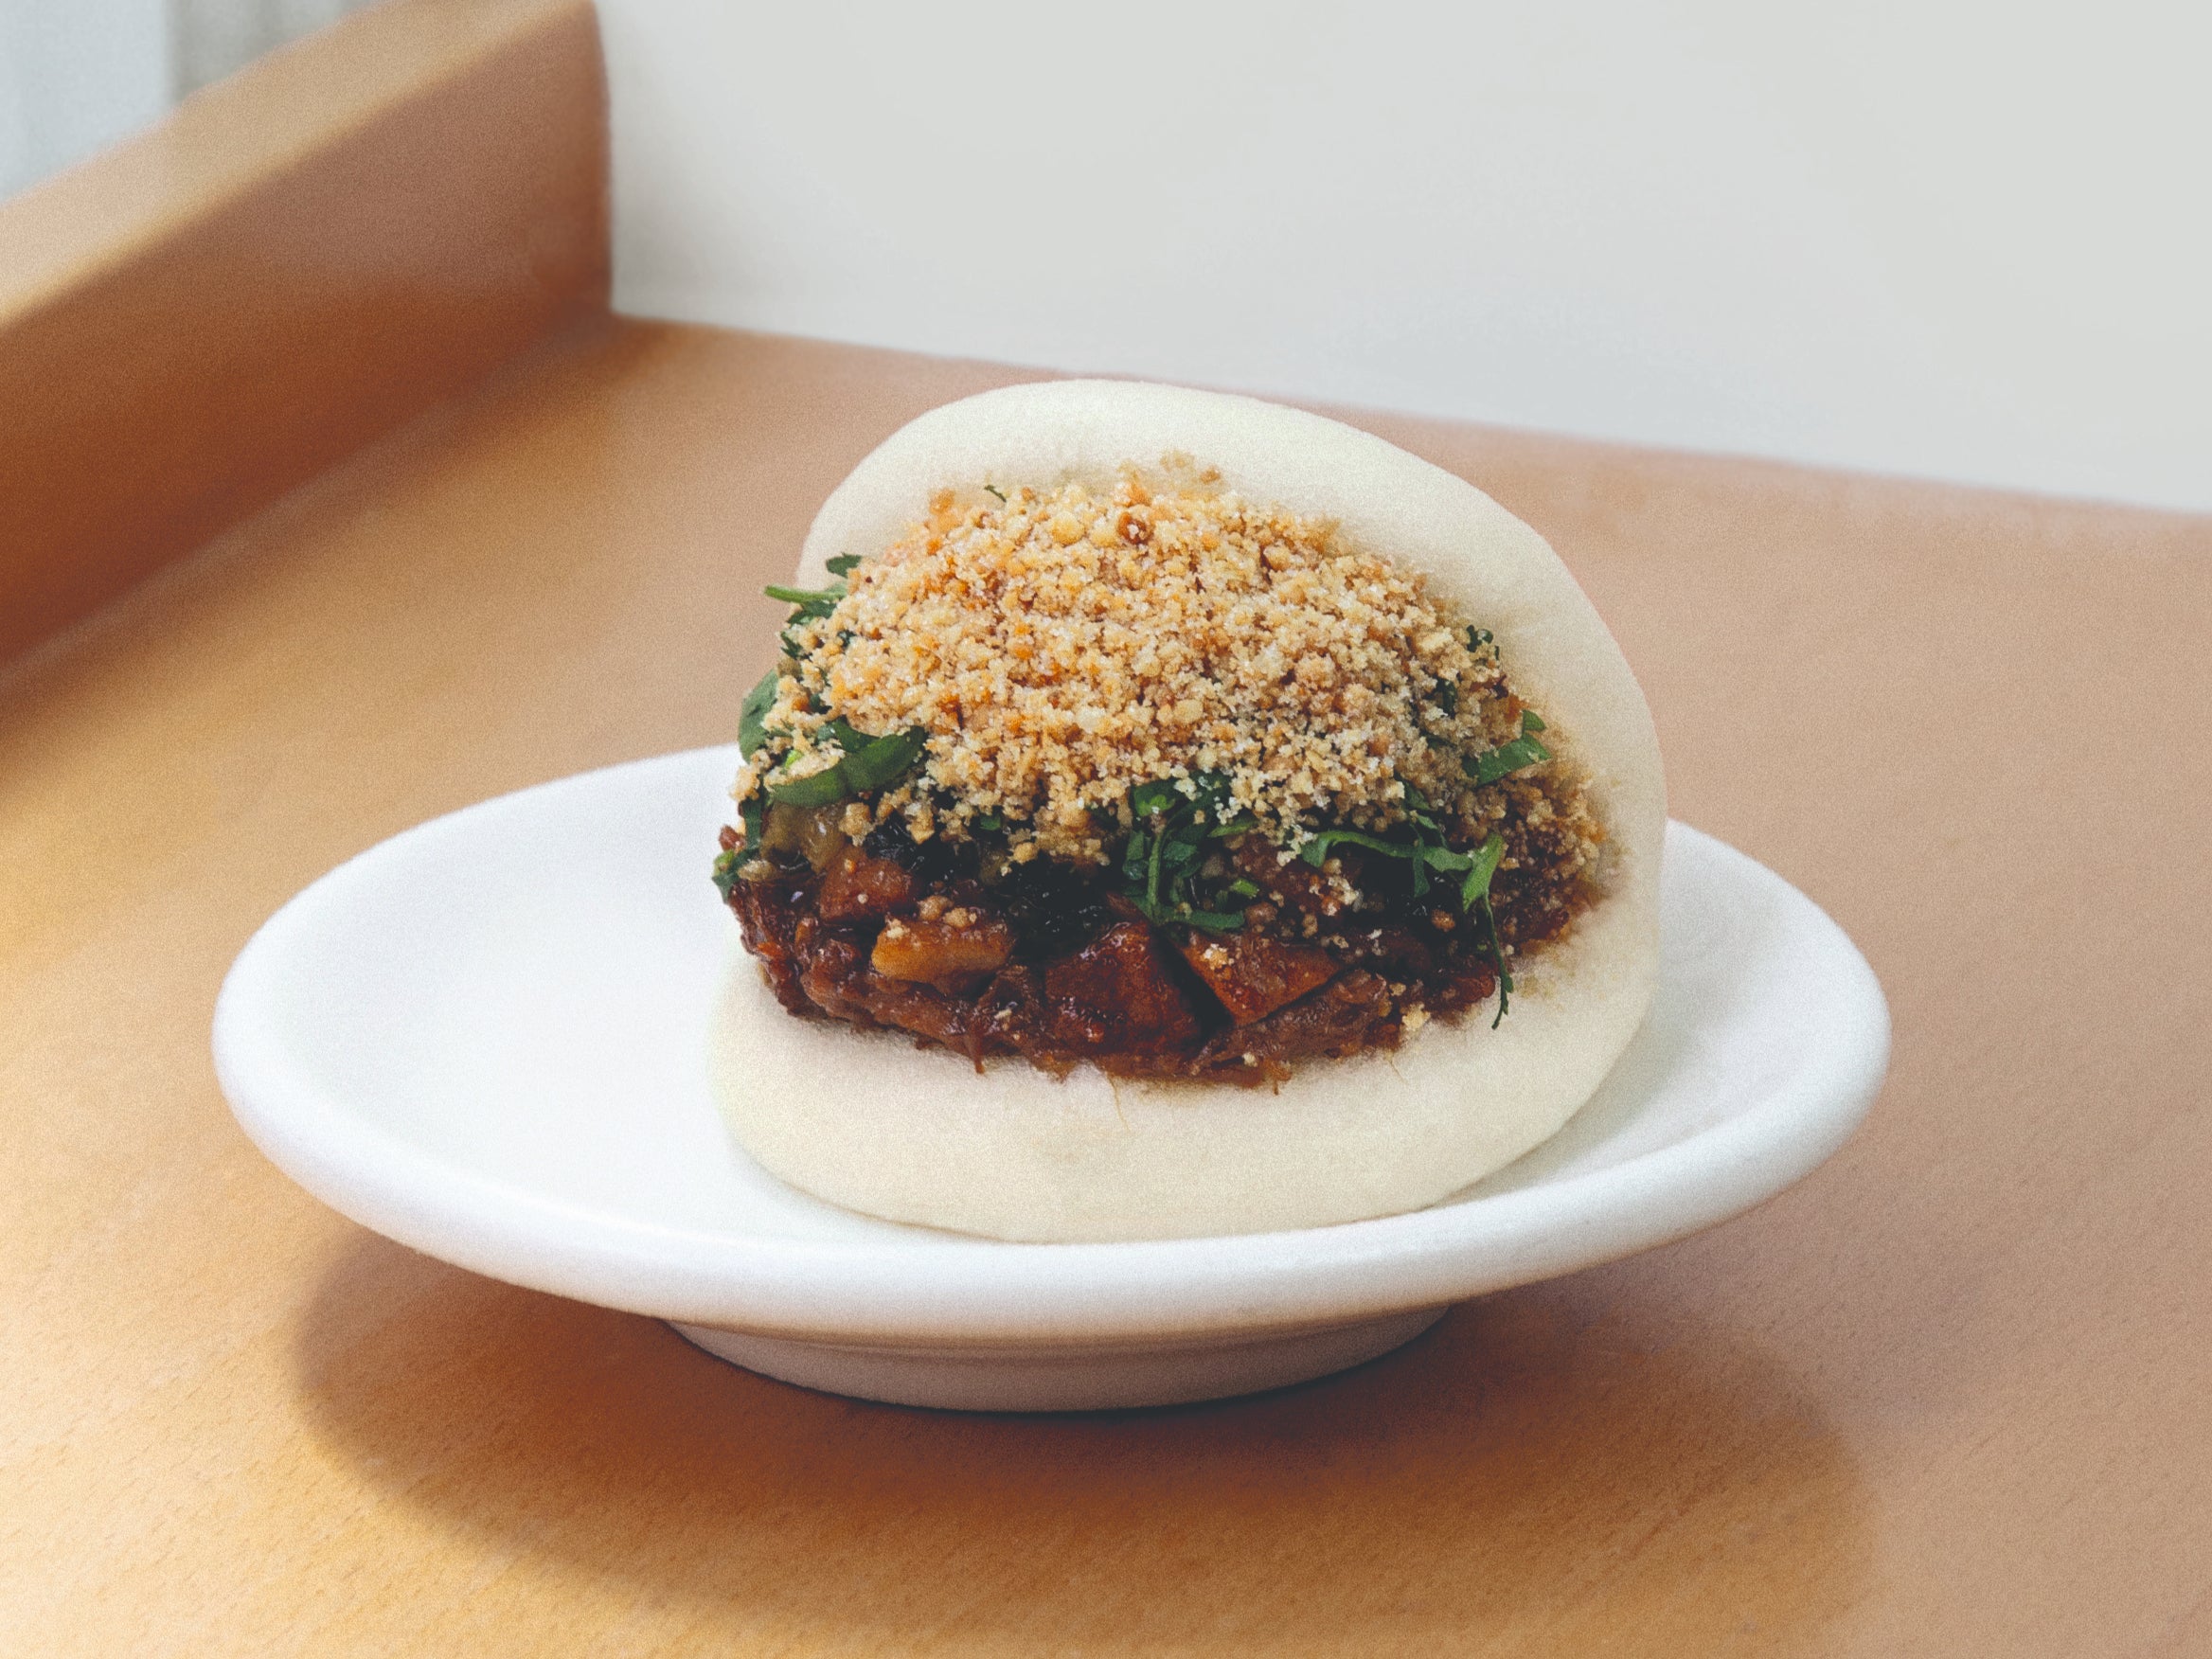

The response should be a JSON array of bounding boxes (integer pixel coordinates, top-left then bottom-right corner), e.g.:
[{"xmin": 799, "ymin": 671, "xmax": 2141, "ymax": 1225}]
[{"xmin": 0, "ymin": 0, "xmax": 608, "ymax": 667}]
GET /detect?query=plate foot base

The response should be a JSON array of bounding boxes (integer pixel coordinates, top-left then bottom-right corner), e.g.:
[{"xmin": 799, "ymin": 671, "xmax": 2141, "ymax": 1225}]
[{"xmin": 670, "ymin": 1306, "xmax": 1449, "ymax": 1412}]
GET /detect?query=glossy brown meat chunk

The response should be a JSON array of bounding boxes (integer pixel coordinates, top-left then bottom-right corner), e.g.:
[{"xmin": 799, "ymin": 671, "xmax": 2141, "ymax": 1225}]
[
  {"xmin": 817, "ymin": 846, "xmax": 916, "ymax": 921},
  {"xmin": 1177, "ymin": 931, "xmax": 1340, "ymax": 1026},
  {"xmin": 794, "ymin": 925, "xmax": 977, "ymax": 1055},
  {"xmin": 1204, "ymin": 970, "xmax": 1399, "ymax": 1070},
  {"xmin": 726, "ymin": 865, "xmax": 815, "ymax": 1017},
  {"xmin": 1037, "ymin": 922, "xmax": 1204, "ymax": 1056},
  {"xmin": 871, "ymin": 912, "xmax": 1015, "ymax": 990}
]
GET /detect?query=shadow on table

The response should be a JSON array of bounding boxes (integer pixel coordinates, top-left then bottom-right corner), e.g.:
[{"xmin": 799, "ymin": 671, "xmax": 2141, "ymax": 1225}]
[{"xmin": 294, "ymin": 1234, "xmax": 1872, "ymax": 1655}]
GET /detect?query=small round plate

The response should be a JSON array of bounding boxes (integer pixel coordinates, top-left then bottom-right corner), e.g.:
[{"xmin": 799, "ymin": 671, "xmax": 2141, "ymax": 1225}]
[{"xmin": 214, "ymin": 747, "xmax": 1887, "ymax": 1411}]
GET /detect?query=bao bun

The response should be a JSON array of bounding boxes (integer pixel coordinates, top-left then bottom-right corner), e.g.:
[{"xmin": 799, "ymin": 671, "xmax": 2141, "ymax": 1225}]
[{"xmin": 711, "ymin": 380, "xmax": 1665, "ymax": 1242}]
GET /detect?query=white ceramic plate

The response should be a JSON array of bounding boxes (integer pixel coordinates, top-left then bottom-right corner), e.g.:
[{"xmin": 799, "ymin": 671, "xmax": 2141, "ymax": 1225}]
[{"xmin": 213, "ymin": 746, "xmax": 1887, "ymax": 1411}]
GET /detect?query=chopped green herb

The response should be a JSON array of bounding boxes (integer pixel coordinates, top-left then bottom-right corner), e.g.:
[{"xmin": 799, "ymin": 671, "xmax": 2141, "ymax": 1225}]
[
  {"xmin": 1301, "ymin": 827, "xmax": 1414, "ymax": 866},
  {"xmin": 1290, "ymin": 789, "xmax": 1515, "ymax": 1028},
  {"xmin": 1175, "ymin": 906, "xmax": 1247, "ymax": 936},
  {"xmin": 841, "ymin": 726, "xmax": 928, "ymax": 792},
  {"xmin": 738, "ymin": 668, "xmax": 778, "ymax": 757},
  {"xmin": 1298, "ymin": 812, "xmax": 1485, "ymax": 909},
  {"xmin": 1459, "ymin": 832, "xmax": 1513, "ymax": 1026},
  {"xmin": 761, "ymin": 564, "xmax": 856, "ymax": 657},
  {"xmin": 1299, "ymin": 828, "xmax": 1471, "ymax": 874},
  {"xmin": 1467, "ymin": 732, "xmax": 1551, "ymax": 787},
  {"xmin": 763, "ymin": 583, "xmax": 845, "ymax": 616},
  {"xmin": 764, "ymin": 723, "xmax": 927, "ymax": 807},
  {"xmin": 1122, "ymin": 829, "xmax": 1151, "ymax": 883},
  {"xmin": 747, "ymin": 559, "xmax": 929, "ymax": 807},
  {"xmin": 1400, "ymin": 781, "xmax": 1441, "ymax": 830},
  {"xmin": 711, "ymin": 847, "xmax": 746, "ymax": 901},
  {"xmin": 1520, "ymin": 708, "xmax": 1545, "ymax": 734},
  {"xmin": 1459, "ymin": 831, "xmax": 1504, "ymax": 911},
  {"xmin": 983, "ymin": 483, "xmax": 1008, "ymax": 503},
  {"xmin": 765, "ymin": 761, "xmax": 851, "ymax": 809},
  {"xmin": 1120, "ymin": 770, "xmax": 1253, "ymax": 931},
  {"xmin": 1433, "ymin": 678, "xmax": 1457, "ymax": 715},
  {"xmin": 1130, "ymin": 778, "xmax": 1181, "ymax": 821}
]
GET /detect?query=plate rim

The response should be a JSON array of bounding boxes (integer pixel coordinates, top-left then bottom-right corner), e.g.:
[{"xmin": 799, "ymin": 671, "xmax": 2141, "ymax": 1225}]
[{"xmin": 212, "ymin": 746, "xmax": 1890, "ymax": 1347}]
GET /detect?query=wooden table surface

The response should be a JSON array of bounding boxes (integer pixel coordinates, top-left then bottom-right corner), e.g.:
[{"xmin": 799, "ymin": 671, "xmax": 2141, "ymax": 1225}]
[{"xmin": 5, "ymin": 318, "xmax": 2208, "ymax": 1656}]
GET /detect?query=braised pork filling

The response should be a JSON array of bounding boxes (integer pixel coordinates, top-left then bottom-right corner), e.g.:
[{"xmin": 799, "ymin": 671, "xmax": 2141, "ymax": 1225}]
[{"xmin": 716, "ymin": 462, "xmax": 1604, "ymax": 1084}]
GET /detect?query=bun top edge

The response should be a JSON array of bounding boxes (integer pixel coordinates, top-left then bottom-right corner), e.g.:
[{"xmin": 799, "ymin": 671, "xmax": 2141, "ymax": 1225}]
[{"xmin": 799, "ymin": 378, "xmax": 1538, "ymax": 580}]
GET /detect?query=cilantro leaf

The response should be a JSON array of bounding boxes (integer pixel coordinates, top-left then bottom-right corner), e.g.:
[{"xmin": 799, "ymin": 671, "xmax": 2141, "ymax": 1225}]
[
  {"xmin": 1460, "ymin": 832, "xmax": 1514, "ymax": 1026},
  {"xmin": 763, "ymin": 723, "xmax": 926, "ymax": 807},
  {"xmin": 1459, "ymin": 831, "xmax": 1505, "ymax": 910},
  {"xmin": 763, "ymin": 583, "xmax": 845, "ymax": 619},
  {"xmin": 1176, "ymin": 906, "xmax": 1246, "ymax": 935},
  {"xmin": 1130, "ymin": 778, "xmax": 1181, "ymax": 820},
  {"xmin": 711, "ymin": 847, "xmax": 745, "ymax": 901},
  {"xmin": 1299, "ymin": 828, "xmax": 1419, "ymax": 867},
  {"xmin": 1120, "ymin": 771, "xmax": 1255, "ymax": 931},
  {"xmin": 739, "ymin": 669, "xmax": 779, "ymax": 757},
  {"xmin": 840, "ymin": 726, "xmax": 927, "ymax": 792},
  {"xmin": 1123, "ymin": 829, "xmax": 1151, "ymax": 883},
  {"xmin": 765, "ymin": 761, "xmax": 851, "ymax": 808},
  {"xmin": 1467, "ymin": 733, "xmax": 1551, "ymax": 787}
]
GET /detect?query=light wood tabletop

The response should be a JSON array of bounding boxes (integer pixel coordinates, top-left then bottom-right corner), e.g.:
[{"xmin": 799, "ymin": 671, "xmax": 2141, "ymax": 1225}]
[{"xmin": 5, "ymin": 313, "xmax": 2208, "ymax": 1655}]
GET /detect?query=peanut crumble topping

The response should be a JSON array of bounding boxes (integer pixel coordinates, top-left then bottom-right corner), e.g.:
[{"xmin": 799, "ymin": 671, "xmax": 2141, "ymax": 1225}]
[{"xmin": 738, "ymin": 460, "xmax": 1597, "ymax": 877}]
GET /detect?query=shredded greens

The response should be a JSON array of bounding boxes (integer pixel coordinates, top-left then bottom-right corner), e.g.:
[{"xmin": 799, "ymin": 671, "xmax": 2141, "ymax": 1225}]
[
  {"xmin": 738, "ymin": 669, "xmax": 778, "ymax": 757},
  {"xmin": 1298, "ymin": 781, "xmax": 1474, "ymax": 900},
  {"xmin": 1121, "ymin": 773, "xmax": 1258, "ymax": 934},
  {"xmin": 766, "ymin": 722, "xmax": 929, "ymax": 807},
  {"xmin": 737, "ymin": 564, "xmax": 929, "ymax": 814},
  {"xmin": 1467, "ymin": 709, "xmax": 1552, "ymax": 786}
]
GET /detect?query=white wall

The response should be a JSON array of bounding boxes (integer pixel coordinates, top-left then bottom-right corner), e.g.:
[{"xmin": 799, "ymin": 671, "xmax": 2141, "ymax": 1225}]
[
  {"xmin": 602, "ymin": 0, "xmax": 2212, "ymax": 513},
  {"xmin": 0, "ymin": 0, "xmax": 170, "ymax": 199}
]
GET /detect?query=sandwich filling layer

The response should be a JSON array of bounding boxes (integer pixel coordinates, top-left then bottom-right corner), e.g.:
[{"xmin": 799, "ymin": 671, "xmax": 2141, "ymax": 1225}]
[{"xmin": 718, "ymin": 462, "xmax": 1604, "ymax": 1084}]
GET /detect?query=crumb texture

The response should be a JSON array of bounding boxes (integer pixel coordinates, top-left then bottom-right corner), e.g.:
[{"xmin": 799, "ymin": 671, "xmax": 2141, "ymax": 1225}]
[{"xmin": 755, "ymin": 464, "xmax": 1597, "ymax": 876}]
